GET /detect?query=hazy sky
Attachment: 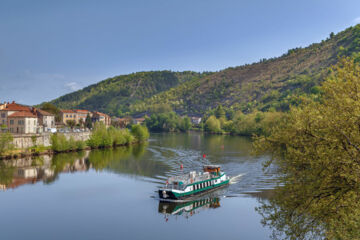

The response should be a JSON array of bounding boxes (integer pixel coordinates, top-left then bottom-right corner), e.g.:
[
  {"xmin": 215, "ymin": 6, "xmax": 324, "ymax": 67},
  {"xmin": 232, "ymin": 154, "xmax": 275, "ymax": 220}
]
[{"xmin": 1, "ymin": 0, "xmax": 360, "ymax": 105}]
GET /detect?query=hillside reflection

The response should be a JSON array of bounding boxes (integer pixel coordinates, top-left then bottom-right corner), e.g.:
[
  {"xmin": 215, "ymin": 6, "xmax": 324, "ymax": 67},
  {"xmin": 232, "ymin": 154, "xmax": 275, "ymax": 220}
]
[{"xmin": 0, "ymin": 143, "xmax": 170, "ymax": 191}]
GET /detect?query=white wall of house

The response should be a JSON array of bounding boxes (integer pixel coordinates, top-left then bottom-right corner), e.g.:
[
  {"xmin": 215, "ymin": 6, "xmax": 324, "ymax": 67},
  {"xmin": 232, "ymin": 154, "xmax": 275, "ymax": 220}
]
[
  {"xmin": 8, "ymin": 117, "xmax": 38, "ymax": 134},
  {"xmin": 42, "ymin": 115, "xmax": 55, "ymax": 129}
]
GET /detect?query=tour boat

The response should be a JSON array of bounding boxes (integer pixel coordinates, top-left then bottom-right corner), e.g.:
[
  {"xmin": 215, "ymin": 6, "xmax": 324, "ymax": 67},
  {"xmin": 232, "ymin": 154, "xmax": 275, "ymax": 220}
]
[{"xmin": 158, "ymin": 165, "xmax": 230, "ymax": 200}]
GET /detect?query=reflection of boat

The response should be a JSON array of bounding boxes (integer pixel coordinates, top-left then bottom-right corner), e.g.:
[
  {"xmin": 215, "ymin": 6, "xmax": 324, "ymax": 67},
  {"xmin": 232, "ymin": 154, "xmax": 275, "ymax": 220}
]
[
  {"xmin": 158, "ymin": 197, "xmax": 221, "ymax": 218},
  {"xmin": 158, "ymin": 165, "xmax": 230, "ymax": 200}
]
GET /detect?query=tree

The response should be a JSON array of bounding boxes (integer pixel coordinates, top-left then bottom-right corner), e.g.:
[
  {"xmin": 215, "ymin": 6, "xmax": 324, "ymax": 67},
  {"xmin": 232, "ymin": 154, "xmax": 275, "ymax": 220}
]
[
  {"xmin": 41, "ymin": 102, "xmax": 61, "ymax": 122},
  {"xmin": 180, "ymin": 117, "xmax": 191, "ymax": 132},
  {"xmin": 131, "ymin": 125, "xmax": 150, "ymax": 141},
  {"xmin": 79, "ymin": 118, "xmax": 84, "ymax": 128},
  {"xmin": 254, "ymin": 58, "xmax": 360, "ymax": 238},
  {"xmin": 215, "ymin": 105, "xmax": 226, "ymax": 119},
  {"xmin": 66, "ymin": 120, "xmax": 76, "ymax": 129},
  {"xmin": 205, "ymin": 116, "xmax": 221, "ymax": 133},
  {"xmin": 0, "ymin": 132, "xmax": 13, "ymax": 155},
  {"xmin": 85, "ymin": 113, "xmax": 92, "ymax": 129}
]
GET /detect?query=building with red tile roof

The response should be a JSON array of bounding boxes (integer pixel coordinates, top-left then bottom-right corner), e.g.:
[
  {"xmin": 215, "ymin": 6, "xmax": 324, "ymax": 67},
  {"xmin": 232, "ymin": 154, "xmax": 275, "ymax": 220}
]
[{"xmin": 7, "ymin": 111, "xmax": 38, "ymax": 134}]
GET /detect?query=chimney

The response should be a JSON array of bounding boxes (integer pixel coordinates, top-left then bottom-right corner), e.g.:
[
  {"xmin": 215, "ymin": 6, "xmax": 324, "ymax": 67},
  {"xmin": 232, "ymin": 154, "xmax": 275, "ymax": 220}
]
[{"xmin": 12, "ymin": 101, "xmax": 15, "ymax": 104}]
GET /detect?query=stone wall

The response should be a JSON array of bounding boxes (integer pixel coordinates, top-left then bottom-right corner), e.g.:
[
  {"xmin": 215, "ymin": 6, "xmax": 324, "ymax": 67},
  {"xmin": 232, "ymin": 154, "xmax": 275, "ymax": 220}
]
[{"xmin": 12, "ymin": 132, "xmax": 91, "ymax": 149}]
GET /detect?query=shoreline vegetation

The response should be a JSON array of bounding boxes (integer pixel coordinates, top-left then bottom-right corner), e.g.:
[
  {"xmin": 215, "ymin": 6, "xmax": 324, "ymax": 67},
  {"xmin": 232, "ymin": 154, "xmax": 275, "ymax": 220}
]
[
  {"xmin": 253, "ymin": 57, "xmax": 360, "ymax": 238},
  {"xmin": 143, "ymin": 106, "xmax": 284, "ymax": 137},
  {"xmin": 0, "ymin": 123, "xmax": 149, "ymax": 160}
]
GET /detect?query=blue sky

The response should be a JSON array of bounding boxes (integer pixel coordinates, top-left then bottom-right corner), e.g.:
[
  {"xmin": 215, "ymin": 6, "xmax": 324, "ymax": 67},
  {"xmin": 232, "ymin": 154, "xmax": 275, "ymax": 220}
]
[{"xmin": 1, "ymin": 0, "xmax": 360, "ymax": 105}]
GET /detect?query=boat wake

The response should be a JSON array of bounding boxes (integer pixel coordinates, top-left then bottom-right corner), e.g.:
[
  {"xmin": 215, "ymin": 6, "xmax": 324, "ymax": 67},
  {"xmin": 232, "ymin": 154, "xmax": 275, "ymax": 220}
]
[{"xmin": 229, "ymin": 173, "xmax": 246, "ymax": 184}]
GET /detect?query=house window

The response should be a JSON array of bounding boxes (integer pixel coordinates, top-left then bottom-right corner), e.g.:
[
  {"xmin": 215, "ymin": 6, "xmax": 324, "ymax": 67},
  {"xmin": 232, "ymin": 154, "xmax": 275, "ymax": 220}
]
[
  {"xmin": 66, "ymin": 115, "xmax": 68, "ymax": 118},
  {"xmin": 1, "ymin": 113, "xmax": 5, "ymax": 118},
  {"xmin": 10, "ymin": 120, "xmax": 14, "ymax": 125}
]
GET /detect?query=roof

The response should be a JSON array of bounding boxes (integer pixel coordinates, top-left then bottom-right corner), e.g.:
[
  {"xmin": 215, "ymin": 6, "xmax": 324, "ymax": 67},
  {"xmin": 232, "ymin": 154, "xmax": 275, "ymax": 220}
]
[
  {"xmin": 134, "ymin": 118, "xmax": 145, "ymax": 121},
  {"xmin": 36, "ymin": 109, "xmax": 54, "ymax": 116},
  {"xmin": 93, "ymin": 111, "xmax": 109, "ymax": 117},
  {"xmin": 8, "ymin": 111, "xmax": 37, "ymax": 118},
  {"xmin": 0, "ymin": 102, "xmax": 31, "ymax": 112},
  {"xmin": 60, "ymin": 110, "xmax": 75, "ymax": 113},
  {"xmin": 75, "ymin": 109, "xmax": 90, "ymax": 114}
]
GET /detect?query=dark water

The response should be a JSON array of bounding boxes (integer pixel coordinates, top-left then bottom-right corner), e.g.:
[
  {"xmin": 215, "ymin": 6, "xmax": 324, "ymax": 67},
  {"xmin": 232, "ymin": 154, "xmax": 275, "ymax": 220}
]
[{"xmin": 0, "ymin": 132, "xmax": 278, "ymax": 240}]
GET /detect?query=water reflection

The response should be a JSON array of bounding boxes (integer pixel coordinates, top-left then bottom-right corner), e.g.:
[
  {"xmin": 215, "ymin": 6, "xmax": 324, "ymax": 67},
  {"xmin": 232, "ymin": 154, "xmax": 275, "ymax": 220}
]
[
  {"xmin": 158, "ymin": 197, "xmax": 221, "ymax": 221},
  {"xmin": 0, "ymin": 143, "xmax": 161, "ymax": 191}
]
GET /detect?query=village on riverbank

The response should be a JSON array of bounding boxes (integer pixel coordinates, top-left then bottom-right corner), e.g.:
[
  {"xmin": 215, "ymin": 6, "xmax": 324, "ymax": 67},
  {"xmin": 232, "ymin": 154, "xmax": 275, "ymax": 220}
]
[{"xmin": 0, "ymin": 101, "xmax": 150, "ymax": 159}]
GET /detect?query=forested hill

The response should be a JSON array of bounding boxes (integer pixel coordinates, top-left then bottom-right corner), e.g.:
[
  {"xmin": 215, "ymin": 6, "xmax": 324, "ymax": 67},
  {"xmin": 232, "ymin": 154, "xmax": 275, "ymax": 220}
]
[
  {"xmin": 49, "ymin": 71, "xmax": 209, "ymax": 116},
  {"xmin": 49, "ymin": 24, "xmax": 360, "ymax": 116}
]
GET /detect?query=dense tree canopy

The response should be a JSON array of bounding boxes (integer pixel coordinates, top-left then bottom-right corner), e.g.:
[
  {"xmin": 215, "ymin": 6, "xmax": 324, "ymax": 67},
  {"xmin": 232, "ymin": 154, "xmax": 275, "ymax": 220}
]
[{"xmin": 254, "ymin": 58, "xmax": 360, "ymax": 239}]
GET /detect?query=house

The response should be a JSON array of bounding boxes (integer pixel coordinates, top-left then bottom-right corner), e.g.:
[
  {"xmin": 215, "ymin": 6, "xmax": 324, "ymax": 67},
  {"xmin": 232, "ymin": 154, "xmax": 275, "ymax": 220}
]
[
  {"xmin": 112, "ymin": 117, "xmax": 131, "ymax": 128},
  {"xmin": 191, "ymin": 117, "xmax": 202, "ymax": 125},
  {"xmin": 33, "ymin": 109, "xmax": 55, "ymax": 131},
  {"xmin": 7, "ymin": 111, "xmax": 38, "ymax": 134},
  {"xmin": 0, "ymin": 101, "xmax": 32, "ymax": 126},
  {"xmin": 132, "ymin": 118, "xmax": 145, "ymax": 125},
  {"xmin": 92, "ymin": 111, "xmax": 111, "ymax": 126},
  {"xmin": 60, "ymin": 110, "xmax": 77, "ymax": 125},
  {"xmin": 75, "ymin": 109, "xmax": 92, "ymax": 125}
]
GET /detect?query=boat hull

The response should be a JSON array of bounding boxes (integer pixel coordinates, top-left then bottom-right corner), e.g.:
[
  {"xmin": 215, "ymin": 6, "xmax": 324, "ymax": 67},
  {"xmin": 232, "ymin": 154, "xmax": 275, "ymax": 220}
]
[{"xmin": 159, "ymin": 179, "xmax": 229, "ymax": 201}]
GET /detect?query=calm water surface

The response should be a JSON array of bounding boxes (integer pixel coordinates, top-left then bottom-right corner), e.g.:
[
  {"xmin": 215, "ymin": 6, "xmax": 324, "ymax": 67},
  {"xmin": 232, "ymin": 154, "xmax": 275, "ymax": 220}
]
[{"xmin": 0, "ymin": 132, "xmax": 278, "ymax": 240}]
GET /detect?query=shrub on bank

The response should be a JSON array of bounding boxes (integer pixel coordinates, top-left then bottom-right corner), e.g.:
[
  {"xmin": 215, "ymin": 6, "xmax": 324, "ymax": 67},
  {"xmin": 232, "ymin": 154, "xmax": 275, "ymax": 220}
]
[
  {"xmin": 131, "ymin": 125, "xmax": 150, "ymax": 141},
  {"xmin": 87, "ymin": 123, "xmax": 145, "ymax": 149},
  {"xmin": 50, "ymin": 134, "xmax": 86, "ymax": 152}
]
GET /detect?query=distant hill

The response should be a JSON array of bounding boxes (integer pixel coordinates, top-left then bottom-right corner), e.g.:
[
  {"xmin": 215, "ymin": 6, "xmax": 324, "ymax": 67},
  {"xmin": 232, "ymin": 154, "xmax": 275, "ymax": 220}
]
[
  {"xmin": 50, "ymin": 71, "xmax": 209, "ymax": 116},
  {"xmin": 48, "ymin": 24, "xmax": 360, "ymax": 116}
]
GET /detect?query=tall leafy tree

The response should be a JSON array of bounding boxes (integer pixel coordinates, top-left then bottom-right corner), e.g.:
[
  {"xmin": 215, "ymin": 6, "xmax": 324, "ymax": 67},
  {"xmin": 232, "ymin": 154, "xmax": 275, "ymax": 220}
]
[
  {"xmin": 85, "ymin": 113, "xmax": 92, "ymax": 129},
  {"xmin": 254, "ymin": 57, "xmax": 360, "ymax": 239}
]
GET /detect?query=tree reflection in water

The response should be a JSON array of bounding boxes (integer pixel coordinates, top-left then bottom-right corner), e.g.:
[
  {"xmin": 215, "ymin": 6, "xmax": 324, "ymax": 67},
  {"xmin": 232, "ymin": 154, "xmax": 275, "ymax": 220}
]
[{"xmin": 0, "ymin": 142, "xmax": 163, "ymax": 191}]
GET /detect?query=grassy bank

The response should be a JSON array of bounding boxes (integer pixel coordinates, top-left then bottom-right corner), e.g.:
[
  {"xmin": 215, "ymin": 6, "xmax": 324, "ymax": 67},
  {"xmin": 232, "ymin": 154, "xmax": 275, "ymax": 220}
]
[{"xmin": 0, "ymin": 123, "xmax": 149, "ymax": 160}]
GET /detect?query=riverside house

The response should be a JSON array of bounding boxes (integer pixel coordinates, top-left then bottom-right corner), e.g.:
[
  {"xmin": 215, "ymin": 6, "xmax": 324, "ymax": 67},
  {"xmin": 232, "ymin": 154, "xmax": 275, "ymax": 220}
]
[
  {"xmin": 59, "ymin": 110, "xmax": 77, "ymax": 125},
  {"xmin": 0, "ymin": 101, "xmax": 55, "ymax": 134},
  {"xmin": 34, "ymin": 109, "xmax": 56, "ymax": 131},
  {"xmin": 7, "ymin": 111, "xmax": 38, "ymax": 134},
  {"xmin": 60, "ymin": 109, "xmax": 111, "ymax": 127},
  {"xmin": 92, "ymin": 111, "xmax": 111, "ymax": 126}
]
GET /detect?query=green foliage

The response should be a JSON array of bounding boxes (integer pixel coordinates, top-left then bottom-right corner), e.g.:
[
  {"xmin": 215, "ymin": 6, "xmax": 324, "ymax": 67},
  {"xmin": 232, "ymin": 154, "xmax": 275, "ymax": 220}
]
[
  {"xmin": 145, "ymin": 112, "xmax": 189, "ymax": 132},
  {"xmin": 40, "ymin": 102, "xmax": 61, "ymax": 122},
  {"xmin": 205, "ymin": 116, "xmax": 222, "ymax": 133},
  {"xmin": 254, "ymin": 58, "xmax": 360, "ymax": 239},
  {"xmin": 49, "ymin": 25, "xmax": 360, "ymax": 118},
  {"xmin": 66, "ymin": 120, "xmax": 76, "ymax": 129},
  {"xmin": 131, "ymin": 125, "xmax": 150, "ymax": 141},
  {"xmin": 50, "ymin": 133, "xmax": 85, "ymax": 152},
  {"xmin": 87, "ymin": 122, "xmax": 141, "ymax": 148},
  {"xmin": 179, "ymin": 116, "xmax": 191, "ymax": 132},
  {"xmin": 215, "ymin": 105, "xmax": 226, "ymax": 119},
  {"xmin": 85, "ymin": 113, "xmax": 92, "ymax": 129},
  {"xmin": 0, "ymin": 132, "xmax": 13, "ymax": 155},
  {"xmin": 50, "ymin": 71, "xmax": 205, "ymax": 116}
]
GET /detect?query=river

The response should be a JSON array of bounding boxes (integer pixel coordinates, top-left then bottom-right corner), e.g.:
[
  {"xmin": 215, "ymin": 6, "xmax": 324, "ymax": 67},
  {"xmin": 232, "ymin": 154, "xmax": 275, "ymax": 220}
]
[{"xmin": 0, "ymin": 132, "xmax": 279, "ymax": 240}]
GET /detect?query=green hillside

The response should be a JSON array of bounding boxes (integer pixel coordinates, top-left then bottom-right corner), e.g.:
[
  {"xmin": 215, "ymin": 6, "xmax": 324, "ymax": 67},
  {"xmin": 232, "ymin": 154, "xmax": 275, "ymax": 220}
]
[
  {"xmin": 49, "ymin": 24, "xmax": 360, "ymax": 116},
  {"xmin": 50, "ymin": 71, "xmax": 208, "ymax": 116}
]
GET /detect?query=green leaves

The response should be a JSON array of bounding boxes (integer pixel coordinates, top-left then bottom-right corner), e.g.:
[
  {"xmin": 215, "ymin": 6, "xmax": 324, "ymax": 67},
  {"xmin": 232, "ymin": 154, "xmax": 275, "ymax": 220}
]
[{"xmin": 254, "ymin": 58, "xmax": 360, "ymax": 239}]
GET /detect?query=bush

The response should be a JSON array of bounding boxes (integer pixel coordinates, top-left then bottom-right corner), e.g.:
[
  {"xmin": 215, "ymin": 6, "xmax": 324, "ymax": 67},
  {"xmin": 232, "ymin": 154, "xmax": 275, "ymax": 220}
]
[
  {"xmin": 0, "ymin": 132, "xmax": 13, "ymax": 155},
  {"xmin": 131, "ymin": 125, "xmax": 150, "ymax": 141},
  {"xmin": 205, "ymin": 116, "xmax": 222, "ymax": 133}
]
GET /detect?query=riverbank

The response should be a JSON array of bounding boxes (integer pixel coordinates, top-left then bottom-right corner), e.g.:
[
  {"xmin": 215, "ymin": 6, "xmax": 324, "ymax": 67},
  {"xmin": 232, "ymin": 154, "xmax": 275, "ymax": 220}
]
[{"xmin": 0, "ymin": 124, "xmax": 150, "ymax": 160}]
